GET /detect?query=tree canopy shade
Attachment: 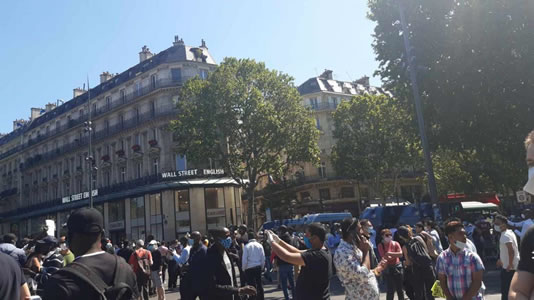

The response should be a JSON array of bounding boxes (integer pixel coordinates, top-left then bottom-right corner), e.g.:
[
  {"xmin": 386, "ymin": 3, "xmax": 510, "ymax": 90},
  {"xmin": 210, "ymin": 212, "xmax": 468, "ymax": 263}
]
[
  {"xmin": 368, "ymin": 0, "xmax": 534, "ymax": 194},
  {"xmin": 331, "ymin": 94, "xmax": 421, "ymax": 201},
  {"xmin": 170, "ymin": 58, "xmax": 320, "ymax": 228}
]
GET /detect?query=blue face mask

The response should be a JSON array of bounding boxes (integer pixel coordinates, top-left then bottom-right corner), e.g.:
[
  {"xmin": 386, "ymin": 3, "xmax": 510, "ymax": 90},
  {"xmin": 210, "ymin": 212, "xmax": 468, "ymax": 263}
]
[
  {"xmin": 188, "ymin": 239, "xmax": 194, "ymax": 246},
  {"xmin": 220, "ymin": 237, "xmax": 232, "ymax": 249},
  {"xmin": 303, "ymin": 236, "xmax": 312, "ymax": 249}
]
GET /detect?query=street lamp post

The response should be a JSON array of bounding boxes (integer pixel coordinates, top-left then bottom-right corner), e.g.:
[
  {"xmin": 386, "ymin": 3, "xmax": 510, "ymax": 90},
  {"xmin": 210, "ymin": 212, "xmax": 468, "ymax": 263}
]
[
  {"xmin": 84, "ymin": 77, "xmax": 95, "ymax": 208},
  {"xmin": 398, "ymin": 0, "xmax": 439, "ymax": 203}
]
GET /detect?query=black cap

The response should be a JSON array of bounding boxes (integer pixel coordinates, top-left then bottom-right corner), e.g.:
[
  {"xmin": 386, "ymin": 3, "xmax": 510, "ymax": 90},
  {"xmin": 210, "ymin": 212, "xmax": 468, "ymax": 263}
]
[
  {"xmin": 37, "ymin": 235, "xmax": 58, "ymax": 244},
  {"xmin": 67, "ymin": 207, "xmax": 104, "ymax": 234}
]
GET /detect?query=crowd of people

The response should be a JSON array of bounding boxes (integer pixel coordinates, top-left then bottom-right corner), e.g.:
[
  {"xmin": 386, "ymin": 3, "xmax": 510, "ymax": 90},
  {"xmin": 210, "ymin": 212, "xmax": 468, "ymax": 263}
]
[{"xmin": 1, "ymin": 207, "xmax": 534, "ymax": 300}]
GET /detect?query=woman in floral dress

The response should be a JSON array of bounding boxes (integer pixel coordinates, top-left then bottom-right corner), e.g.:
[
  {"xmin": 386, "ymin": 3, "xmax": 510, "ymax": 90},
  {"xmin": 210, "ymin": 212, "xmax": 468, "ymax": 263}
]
[{"xmin": 334, "ymin": 218, "xmax": 386, "ymax": 300}]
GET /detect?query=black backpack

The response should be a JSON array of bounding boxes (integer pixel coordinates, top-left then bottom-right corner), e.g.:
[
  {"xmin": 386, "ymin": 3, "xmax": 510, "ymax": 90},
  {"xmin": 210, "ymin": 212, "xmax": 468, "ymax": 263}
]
[
  {"xmin": 55, "ymin": 255, "xmax": 135, "ymax": 300},
  {"xmin": 406, "ymin": 236, "xmax": 432, "ymax": 267}
]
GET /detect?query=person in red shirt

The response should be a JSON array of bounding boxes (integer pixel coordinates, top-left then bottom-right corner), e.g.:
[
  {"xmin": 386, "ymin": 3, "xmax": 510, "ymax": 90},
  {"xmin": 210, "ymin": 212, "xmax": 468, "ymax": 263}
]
[
  {"xmin": 378, "ymin": 229, "xmax": 404, "ymax": 300},
  {"xmin": 128, "ymin": 239, "xmax": 153, "ymax": 300}
]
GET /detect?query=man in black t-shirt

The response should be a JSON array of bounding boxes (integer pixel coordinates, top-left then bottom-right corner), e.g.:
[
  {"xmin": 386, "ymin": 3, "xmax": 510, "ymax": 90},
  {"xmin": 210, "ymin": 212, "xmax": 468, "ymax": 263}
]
[
  {"xmin": 117, "ymin": 240, "xmax": 134, "ymax": 263},
  {"xmin": 269, "ymin": 223, "xmax": 332, "ymax": 300},
  {"xmin": 42, "ymin": 207, "xmax": 138, "ymax": 300}
]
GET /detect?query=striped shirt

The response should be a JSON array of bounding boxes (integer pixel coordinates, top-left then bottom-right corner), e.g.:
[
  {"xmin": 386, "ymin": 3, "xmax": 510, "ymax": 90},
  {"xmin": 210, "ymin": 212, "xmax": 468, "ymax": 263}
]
[{"xmin": 436, "ymin": 247, "xmax": 485, "ymax": 300}]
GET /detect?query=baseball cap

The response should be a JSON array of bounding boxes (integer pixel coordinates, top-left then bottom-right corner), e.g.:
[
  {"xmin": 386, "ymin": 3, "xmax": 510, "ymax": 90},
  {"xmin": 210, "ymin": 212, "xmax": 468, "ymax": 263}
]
[
  {"xmin": 38, "ymin": 235, "xmax": 58, "ymax": 244},
  {"xmin": 136, "ymin": 239, "xmax": 145, "ymax": 247},
  {"xmin": 148, "ymin": 240, "xmax": 157, "ymax": 245},
  {"xmin": 67, "ymin": 207, "xmax": 104, "ymax": 234}
]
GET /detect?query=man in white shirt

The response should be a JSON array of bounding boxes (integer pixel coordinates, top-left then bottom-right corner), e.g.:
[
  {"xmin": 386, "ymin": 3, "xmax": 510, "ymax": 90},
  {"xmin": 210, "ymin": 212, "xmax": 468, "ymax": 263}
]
[
  {"xmin": 508, "ymin": 209, "xmax": 534, "ymax": 239},
  {"xmin": 495, "ymin": 214, "xmax": 520, "ymax": 300},
  {"xmin": 242, "ymin": 232, "xmax": 265, "ymax": 300}
]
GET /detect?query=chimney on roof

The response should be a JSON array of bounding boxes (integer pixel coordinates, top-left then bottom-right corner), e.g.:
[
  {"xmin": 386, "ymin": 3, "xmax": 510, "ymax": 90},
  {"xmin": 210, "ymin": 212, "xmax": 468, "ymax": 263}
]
[
  {"xmin": 200, "ymin": 39, "xmax": 207, "ymax": 49},
  {"xmin": 173, "ymin": 35, "xmax": 185, "ymax": 47},
  {"xmin": 13, "ymin": 119, "xmax": 26, "ymax": 131},
  {"xmin": 45, "ymin": 103, "xmax": 56, "ymax": 112},
  {"xmin": 73, "ymin": 87, "xmax": 86, "ymax": 98},
  {"xmin": 355, "ymin": 76, "xmax": 370, "ymax": 88},
  {"xmin": 319, "ymin": 69, "xmax": 333, "ymax": 80},
  {"xmin": 139, "ymin": 45, "xmax": 153, "ymax": 63},
  {"xmin": 30, "ymin": 108, "xmax": 45, "ymax": 121},
  {"xmin": 100, "ymin": 71, "xmax": 113, "ymax": 83}
]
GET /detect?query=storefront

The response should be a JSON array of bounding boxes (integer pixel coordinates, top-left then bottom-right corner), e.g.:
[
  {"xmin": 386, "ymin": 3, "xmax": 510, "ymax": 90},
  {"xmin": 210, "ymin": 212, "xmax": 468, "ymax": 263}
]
[{"xmin": 1, "ymin": 169, "xmax": 244, "ymax": 242}]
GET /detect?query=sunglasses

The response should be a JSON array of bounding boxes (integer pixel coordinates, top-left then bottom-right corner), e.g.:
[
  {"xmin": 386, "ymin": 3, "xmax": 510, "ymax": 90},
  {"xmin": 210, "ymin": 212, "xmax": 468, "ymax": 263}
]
[{"xmin": 384, "ymin": 234, "xmax": 392, "ymax": 237}]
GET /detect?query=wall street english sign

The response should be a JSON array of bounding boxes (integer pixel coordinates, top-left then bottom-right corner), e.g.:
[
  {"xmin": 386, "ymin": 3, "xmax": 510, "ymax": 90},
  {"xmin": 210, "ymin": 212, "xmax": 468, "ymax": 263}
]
[{"xmin": 160, "ymin": 169, "xmax": 225, "ymax": 179}]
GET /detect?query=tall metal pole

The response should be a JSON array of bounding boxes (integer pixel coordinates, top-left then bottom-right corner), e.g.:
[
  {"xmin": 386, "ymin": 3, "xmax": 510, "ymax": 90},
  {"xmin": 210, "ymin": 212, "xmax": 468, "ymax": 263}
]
[
  {"xmin": 86, "ymin": 76, "xmax": 94, "ymax": 208},
  {"xmin": 398, "ymin": 1, "xmax": 439, "ymax": 203}
]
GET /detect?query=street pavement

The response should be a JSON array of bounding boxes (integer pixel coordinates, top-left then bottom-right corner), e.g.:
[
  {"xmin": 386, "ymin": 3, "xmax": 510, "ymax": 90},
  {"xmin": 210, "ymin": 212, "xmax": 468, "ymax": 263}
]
[{"xmin": 151, "ymin": 268, "xmax": 502, "ymax": 299}]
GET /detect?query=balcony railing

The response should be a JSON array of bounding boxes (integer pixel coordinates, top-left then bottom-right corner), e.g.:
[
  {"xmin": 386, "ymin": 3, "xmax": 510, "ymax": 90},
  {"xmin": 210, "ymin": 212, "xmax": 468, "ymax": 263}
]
[
  {"xmin": 22, "ymin": 104, "xmax": 177, "ymax": 171},
  {"xmin": 0, "ymin": 78, "xmax": 181, "ymax": 162},
  {"xmin": 304, "ymin": 102, "xmax": 339, "ymax": 111}
]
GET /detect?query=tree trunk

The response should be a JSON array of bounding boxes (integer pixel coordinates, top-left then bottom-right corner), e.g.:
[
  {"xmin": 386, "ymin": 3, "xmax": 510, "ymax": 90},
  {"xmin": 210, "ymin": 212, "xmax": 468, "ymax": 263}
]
[{"xmin": 246, "ymin": 184, "xmax": 256, "ymax": 230}]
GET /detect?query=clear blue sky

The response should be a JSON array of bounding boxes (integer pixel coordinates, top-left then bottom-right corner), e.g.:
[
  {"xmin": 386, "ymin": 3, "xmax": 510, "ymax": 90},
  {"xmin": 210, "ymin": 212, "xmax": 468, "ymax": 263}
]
[{"xmin": 0, "ymin": 0, "xmax": 379, "ymax": 134}]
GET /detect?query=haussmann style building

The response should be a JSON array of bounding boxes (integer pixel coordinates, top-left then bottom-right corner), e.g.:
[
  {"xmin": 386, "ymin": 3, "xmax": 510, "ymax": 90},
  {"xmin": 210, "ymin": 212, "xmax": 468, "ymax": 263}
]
[{"xmin": 0, "ymin": 36, "xmax": 244, "ymax": 242}]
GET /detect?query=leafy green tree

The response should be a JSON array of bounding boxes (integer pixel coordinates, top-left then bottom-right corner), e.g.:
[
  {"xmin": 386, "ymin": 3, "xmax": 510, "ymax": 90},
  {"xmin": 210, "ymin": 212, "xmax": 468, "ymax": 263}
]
[
  {"xmin": 331, "ymin": 94, "xmax": 421, "ymax": 201},
  {"xmin": 171, "ymin": 58, "xmax": 320, "ymax": 228},
  {"xmin": 368, "ymin": 0, "xmax": 533, "ymax": 194}
]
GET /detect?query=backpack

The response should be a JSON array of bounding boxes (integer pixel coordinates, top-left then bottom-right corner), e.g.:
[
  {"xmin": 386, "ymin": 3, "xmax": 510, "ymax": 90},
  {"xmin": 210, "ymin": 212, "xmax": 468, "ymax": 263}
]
[
  {"xmin": 407, "ymin": 236, "xmax": 432, "ymax": 267},
  {"xmin": 133, "ymin": 250, "xmax": 151, "ymax": 284},
  {"xmin": 55, "ymin": 255, "xmax": 134, "ymax": 300}
]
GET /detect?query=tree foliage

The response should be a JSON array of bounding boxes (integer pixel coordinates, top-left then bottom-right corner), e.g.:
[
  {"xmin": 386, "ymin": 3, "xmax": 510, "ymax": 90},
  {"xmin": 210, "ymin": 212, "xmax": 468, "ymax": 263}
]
[
  {"xmin": 368, "ymin": 0, "xmax": 533, "ymax": 194},
  {"xmin": 331, "ymin": 94, "xmax": 421, "ymax": 200},
  {"xmin": 171, "ymin": 58, "xmax": 320, "ymax": 227}
]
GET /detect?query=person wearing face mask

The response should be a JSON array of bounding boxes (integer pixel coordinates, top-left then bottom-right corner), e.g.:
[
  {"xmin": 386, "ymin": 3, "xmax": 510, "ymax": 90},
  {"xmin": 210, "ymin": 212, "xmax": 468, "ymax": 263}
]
[
  {"xmin": 268, "ymin": 223, "xmax": 332, "ymax": 300},
  {"xmin": 378, "ymin": 229, "xmax": 404, "ymax": 300},
  {"xmin": 360, "ymin": 219, "xmax": 378, "ymax": 266},
  {"xmin": 185, "ymin": 231, "xmax": 208, "ymax": 300},
  {"xmin": 494, "ymin": 215, "xmax": 519, "ymax": 300},
  {"xmin": 205, "ymin": 227, "xmax": 256, "ymax": 300},
  {"xmin": 435, "ymin": 221, "xmax": 485, "ymax": 300},
  {"xmin": 507, "ymin": 209, "xmax": 534, "ymax": 241},
  {"xmin": 333, "ymin": 218, "xmax": 386, "ymax": 300}
]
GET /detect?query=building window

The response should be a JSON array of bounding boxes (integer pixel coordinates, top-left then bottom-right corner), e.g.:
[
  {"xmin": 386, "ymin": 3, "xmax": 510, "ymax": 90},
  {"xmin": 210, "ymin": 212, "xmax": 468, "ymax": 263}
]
[
  {"xmin": 120, "ymin": 167, "xmax": 126, "ymax": 182},
  {"xmin": 136, "ymin": 163, "xmax": 142, "ymax": 179},
  {"xmin": 130, "ymin": 196, "xmax": 145, "ymax": 241},
  {"xmin": 104, "ymin": 171, "xmax": 111, "ymax": 186},
  {"xmin": 149, "ymin": 193, "xmax": 163, "ymax": 241},
  {"xmin": 175, "ymin": 190, "xmax": 191, "ymax": 235},
  {"xmin": 150, "ymin": 102, "xmax": 156, "ymax": 117},
  {"xmin": 64, "ymin": 182, "xmax": 70, "ymax": 195},
  {"xmin": 341, "ymin": 187, "xmax": 355, "ymax": 198},
  {"xmin": 310, "ymin": 98, "xmax": 318, "ymax": 109},
  {"xmin": 135, "ymin": 108, "xmax": 140, "ymax": 121},
  {"xmin": 199, "ymin": 69, "xmax": 208, "ymax": 80},
  {"xmin": 153, "ymin": 158, "xmax": 159, "ymax": 175},
  {"xmin": 319, "ymin": 188, "xmax": 331, "ymax": 200},
  {"xmin": 135, "ymin": 82, "xmax": 142, "ymax": 96},
  {"xmin": 152, "ymin": 128, "xmax": 158, "ymax": 140},
  {"xmin": 151, "ymin": 75, "xmax": 157, "ymax": 89},
  {"xmin": 106, "ymin": 96, "xmax": 111, "ymax": 109},
  {"xmin": 120, "ymin": 89, "xmax": 126, "ymax": 103},
  {"xmin": 109, "ymin": 199, "xmax": 125, "ymax": 223},
  {"xmin": 171, "ymin": 68, "xmax": 182, "ymax": 82},
  {"xmin": 205, "ymin": 188, "xmax": 226, "ymax": 230},
  {"xmin": 331, "ymin": 97, "xmax": 338, "ymax": 107},
  {"xmin": 134, "ymin": 133, "xmax": 140, "ymax": 145},
  {"xmin": 315, "ymin": 117, "xmax": 321, "ymax": 130},
  {"xmin": 176, "ymin": 155, "xmax": 187, "ymax": 171},
  {"xmin": 300, "ymin": 191, "xmax": 311, "ymax": 201},
  {"xmin": 119, "ymin": 115, "xmax": 124, "ymax": 128},
  {"xmin": 105, "ymin": 120, "xmax": 109, "ymax": 133},
  {"xmin": 318, "ymin": 162, "xmax": 327, "ymax": 178},
  {"xmin": 92, "ymin": 104, "xmax": 97, "ymax": 114}
]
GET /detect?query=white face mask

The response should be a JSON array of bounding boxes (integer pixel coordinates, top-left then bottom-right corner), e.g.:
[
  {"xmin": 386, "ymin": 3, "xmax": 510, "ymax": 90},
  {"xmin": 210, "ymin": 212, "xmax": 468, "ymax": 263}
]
[
  {"xmin": 424, "ymin": 226, "xmax": 431, "ymax": 232},
  {"xmin": 383, "ymin": 236, "xmax": 392, "ymax": 243},
  {"xmin": 454, "ymin": 240, "xmax": 467, "ymax": 250},
  {"xmin": 494, "ymin": 225, "xmax": 502, "ymax": 233}
]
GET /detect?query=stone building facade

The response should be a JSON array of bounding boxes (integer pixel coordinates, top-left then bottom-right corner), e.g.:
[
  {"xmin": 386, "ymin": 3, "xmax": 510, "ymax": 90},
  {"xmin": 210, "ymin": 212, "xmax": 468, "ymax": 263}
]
[{"xmin": 0, "ymin": 36, "xmax": 243, "ymax": 242}]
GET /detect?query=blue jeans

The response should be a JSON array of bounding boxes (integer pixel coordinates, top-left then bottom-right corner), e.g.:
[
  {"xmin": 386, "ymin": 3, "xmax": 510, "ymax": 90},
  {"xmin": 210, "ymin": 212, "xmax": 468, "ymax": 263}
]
[{"xmin": 279, "ymin": 264, "xmax": 295, "ymax": 300}]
